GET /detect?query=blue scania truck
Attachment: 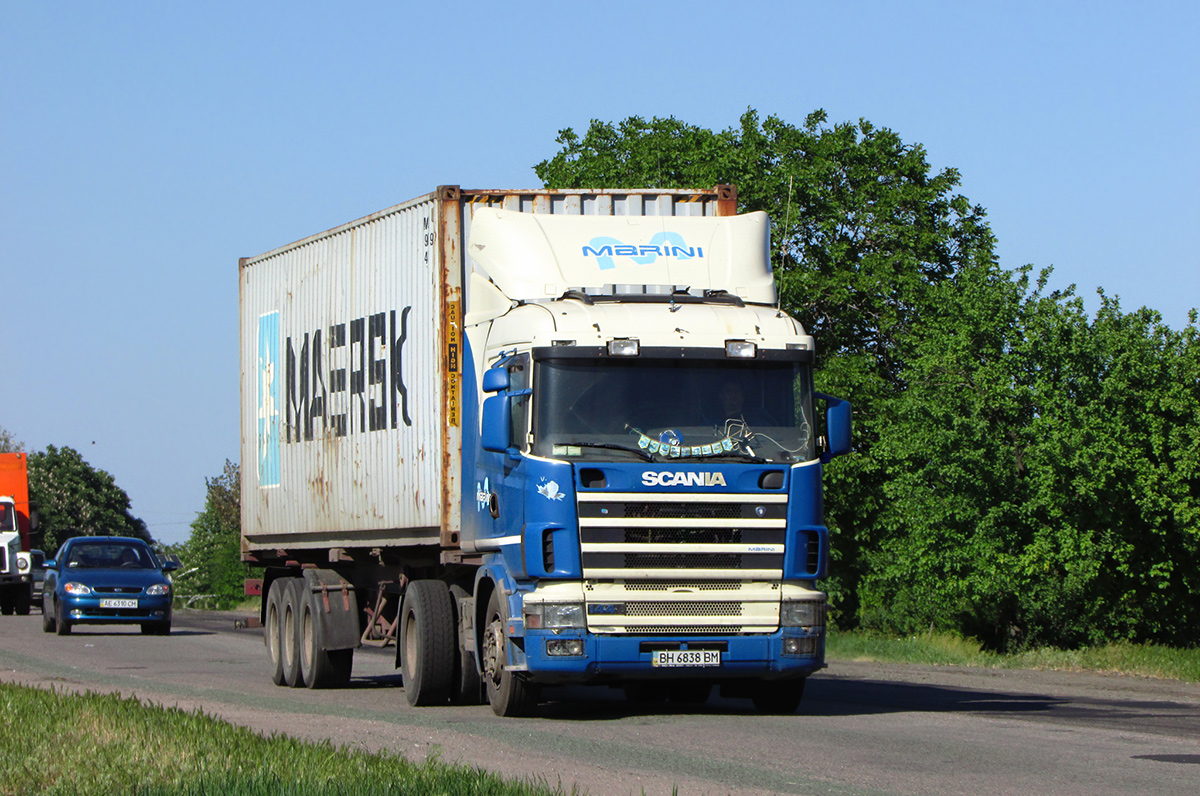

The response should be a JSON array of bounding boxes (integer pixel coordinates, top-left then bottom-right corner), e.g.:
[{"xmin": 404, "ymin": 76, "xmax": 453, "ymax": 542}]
[{"xmin": 239, "ymin": 185, "xmax": 851, "ymax": 716}]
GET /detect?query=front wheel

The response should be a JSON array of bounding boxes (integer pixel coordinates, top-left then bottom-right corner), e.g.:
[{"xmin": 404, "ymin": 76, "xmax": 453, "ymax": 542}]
[
  {"xmin": 54, "ymin": 600, "xmax": 71, "ymax": 635},
  {"xmin": 482, "ymin": 590, "xmax": 538, "ymax": 717},
  {"xmin": 41, "ymin": 595, "xmax": 56, "ymax": 633}
]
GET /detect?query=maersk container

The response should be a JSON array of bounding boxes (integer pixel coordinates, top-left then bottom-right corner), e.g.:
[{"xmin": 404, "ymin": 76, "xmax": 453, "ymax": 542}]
[{"xmin": 239, "ymin": 186, "xmax": 736, "ymax": 554}]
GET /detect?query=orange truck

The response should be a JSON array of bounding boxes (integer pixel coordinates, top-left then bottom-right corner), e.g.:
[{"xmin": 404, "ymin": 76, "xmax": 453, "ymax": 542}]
[{"xmin": 0, "ymin": 452, "xmax": 35, "ymax": 615}]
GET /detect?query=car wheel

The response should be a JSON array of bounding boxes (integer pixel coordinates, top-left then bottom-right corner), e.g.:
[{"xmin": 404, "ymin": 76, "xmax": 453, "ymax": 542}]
[
  {"xmin": 399, "ymin": 580, "xmax": 455, "ymax": 706},
  {"xmin": 483, "ymin": 589, "xmax": 538, "ymax": 717},
  {"xmin": 42, "ymin": 599, "xmax": 56, "ymax": 633},
  {"xmin": 54, "ymin": 599, "xmax": 71, "ymax": 635}
]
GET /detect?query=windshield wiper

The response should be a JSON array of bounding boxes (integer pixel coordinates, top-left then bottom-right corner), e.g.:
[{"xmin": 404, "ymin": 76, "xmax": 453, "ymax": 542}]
[{"xmin": 558, "ymin": 442, "xmax": 655, "ymax": 462}]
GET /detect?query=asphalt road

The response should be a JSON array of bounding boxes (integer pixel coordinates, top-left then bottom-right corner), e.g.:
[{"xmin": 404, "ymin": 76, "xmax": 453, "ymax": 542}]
[{"xmin": 1, "ymin": 610, "xmax": 1197, "ymax": 796}]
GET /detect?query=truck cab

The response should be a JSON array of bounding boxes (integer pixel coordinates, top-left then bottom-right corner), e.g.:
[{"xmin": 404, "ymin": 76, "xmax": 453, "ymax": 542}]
[{"xmin": 460, "ymin": 207, "xmax": 851, "ymax": 713}]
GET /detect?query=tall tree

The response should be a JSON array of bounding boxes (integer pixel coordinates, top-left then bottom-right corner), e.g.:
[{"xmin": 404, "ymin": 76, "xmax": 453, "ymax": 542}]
[
  {"xmin": 27, "ymin": 445, "xmax": 151, "ymax": 553},
  {"xmin": 0, "ymin": 426, "xmax": 22, "ymax": 453},
  {"xmin": 174, "ymin": 461, "xmax": 245, "ymax": 609},
  {"xmin": 537, "ymin": 109, "xmax": 998, "ymax": 624}
]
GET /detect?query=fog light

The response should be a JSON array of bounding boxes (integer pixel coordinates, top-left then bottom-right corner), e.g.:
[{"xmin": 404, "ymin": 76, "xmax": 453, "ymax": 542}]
[
  {"xmin": 783, "ymin": 636, "xmax": 819, "ymax": 657},
  {"xmin": 70, "ymin": 609, "xmax": 85, "ymax": 619},
  {"xmin": 545, "ymin": 638, "xmax": 585, "ymax": 657}
]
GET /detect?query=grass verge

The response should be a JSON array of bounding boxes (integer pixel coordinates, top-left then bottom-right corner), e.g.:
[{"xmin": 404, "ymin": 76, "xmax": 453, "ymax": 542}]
[
  {"xmin": 0, "ymin": 682, "xmax": 571, "ymax": 796},
  {"xmin": 826, "ymin": 630, "xmax": 1200, "ymax": 683}
]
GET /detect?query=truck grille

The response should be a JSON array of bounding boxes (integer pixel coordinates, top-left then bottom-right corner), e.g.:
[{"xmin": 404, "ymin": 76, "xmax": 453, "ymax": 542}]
[
  {"xmin": 577, "ymin": 490, "xmax": 789, "ymax": 634},
  {"xmin": 577, "ymin": 491, "xmax": 787, "ymax": 580},
  {"xmin": 0, "ymin": 546, "xmax": 8, "ymax": 574}
]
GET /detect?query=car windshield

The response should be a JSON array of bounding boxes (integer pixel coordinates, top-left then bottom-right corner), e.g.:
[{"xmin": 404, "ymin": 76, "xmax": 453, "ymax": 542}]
[
  {"xmin": 533, "ymin": 357, "xmax": 815, "ymax": 463},
  {"xmin": 65, "ymin": 542, "xmax": 156, "ymax": 570}
]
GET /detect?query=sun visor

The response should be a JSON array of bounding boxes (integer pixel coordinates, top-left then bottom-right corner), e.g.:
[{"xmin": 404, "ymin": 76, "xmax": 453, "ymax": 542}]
[{"xmin": 466, "ymin": 208, "xmax": 776, "ymax": 304}]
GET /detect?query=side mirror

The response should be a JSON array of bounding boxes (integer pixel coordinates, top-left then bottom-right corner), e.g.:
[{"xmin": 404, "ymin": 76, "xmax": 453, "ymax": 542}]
[
  {"xmin": 29, "ymin": 510, "xmax": 39, "ymax": 530},
  {"xmin": 161, "ymin": 560, "xmax": 180, "ymax": 573},
  {"xmin": 482, "ymin": 367, "xmax": 509, "ymax": 393},
  {"xmin": 816, "ymin": 393, "xmax": 852, "ymax": 463},
  {"xmin": 44, "ymin": 559, "xmax": 57, "ymax": 571},
  {"xmin": 481, "ymin": 394, "xmax": 512, "ymax": 454}
]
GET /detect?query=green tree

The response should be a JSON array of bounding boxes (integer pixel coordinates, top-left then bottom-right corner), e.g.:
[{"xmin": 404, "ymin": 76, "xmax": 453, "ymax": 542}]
[
  {"xmin": 175, "ymin": 461, "xmax": 245, "ymax": 609},
  {"xmin": 534, "ymin": 110, "xmax": 1200, "ymax": 650},
  {"xmin": 27, "ymin": 445, "xmax": 151, "ymax": 553},
  {"xmin": 537, "ymin": 109, "xmax": 998, "ymax": 623}
]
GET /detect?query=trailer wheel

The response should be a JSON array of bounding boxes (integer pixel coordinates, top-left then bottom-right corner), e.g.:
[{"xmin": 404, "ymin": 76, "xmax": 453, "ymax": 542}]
[
  {"xmin": 483, "ymin": 590, "xmax": 538, "ymax": 717},
  {"xmin": 300, "ymin": 587, "xmax": 353, "ymax": 689},
  {"xmin": 281, "ymin": 578, "xmax": 305, "ymax": 687},
  {"xmin": 400, "ymin": 580, "xmax": 455, "ymax": 706},
  {"xmin": 264, "ymin": 579, "xmax": 288, "ymax": 685},
  {"xmin": 449, "ymin": 584, "xmax": 483, "ymax": 705},
  {"xmin": 751, "ymin": 678, "xmax": 806, "ymax": 714}
]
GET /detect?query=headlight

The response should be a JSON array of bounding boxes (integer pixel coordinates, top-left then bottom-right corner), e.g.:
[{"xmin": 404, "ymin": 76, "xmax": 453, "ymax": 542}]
[
  {"xmin": 16, "ymin": 553, "xmax": 30, "ymax": 572},
  {"xmin": 524, "ymin": 602, "xmax": 585, "ymax": 630},
  {"xmin": 63, "ymin": 582, "xmax": 93, "ymax": 596},
  {"xmin": 781, "ymin": 599, "xmax": 826, "ymax": 628},
  {"xmin": 146, "ymin": 584, "xmax": 170, "ymax": 596}
]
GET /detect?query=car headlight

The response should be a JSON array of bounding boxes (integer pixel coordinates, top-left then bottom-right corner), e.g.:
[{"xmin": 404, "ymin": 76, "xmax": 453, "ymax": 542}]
[
  {"xmin": 145, "ymin": 584, "xmax": 170, "ymax": 596},
  {"xmin": 63, "ymin": 582, "xmax": 93, "ymax": 596},
  {"xmin": 781, "ymin": 599, "xmax": 826, "ymax": 628},
  {"xmin": 524, "ymin": 602, "xmax": 585, "ymax": 630}
]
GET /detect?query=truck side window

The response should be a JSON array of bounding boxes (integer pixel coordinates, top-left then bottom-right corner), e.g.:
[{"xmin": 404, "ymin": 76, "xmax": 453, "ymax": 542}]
[{"xmin": 508, "ymin": 356, "xmax": 530, "ymax": 451}]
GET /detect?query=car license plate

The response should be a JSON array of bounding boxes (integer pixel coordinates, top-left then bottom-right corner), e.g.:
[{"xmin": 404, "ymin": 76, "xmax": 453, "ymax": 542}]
[
  {"xmin": 99, "ymin": 598, "xmax": 138, "ymax": 609},
  {"xmin": 651, "ymin": 649, "xmax": 721, "ymax": 667}
]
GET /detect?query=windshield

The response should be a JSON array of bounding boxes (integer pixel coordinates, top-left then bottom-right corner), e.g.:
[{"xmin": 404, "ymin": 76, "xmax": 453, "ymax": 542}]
[
  {"xmin": 0, "ymin": 503, "xmax": 14, "ymax": 532},
  {"xmin": 65, "ymin": 542, "xmax": 157, "ymax": 570},
  {"xmin": 533, "ymin": 358, "xmax": 815, "ymax": 463}
]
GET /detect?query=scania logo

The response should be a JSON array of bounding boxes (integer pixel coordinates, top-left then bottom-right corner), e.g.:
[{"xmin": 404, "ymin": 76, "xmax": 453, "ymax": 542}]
[{"xmin": 641, "ymin": 471, "xmax": 728, "ymax": 487}]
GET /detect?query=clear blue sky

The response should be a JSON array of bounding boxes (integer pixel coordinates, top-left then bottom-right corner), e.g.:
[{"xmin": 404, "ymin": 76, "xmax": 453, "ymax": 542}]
[{"xmin": 2, "ymin": 1, "xmax": 1196, "ymax": 545}]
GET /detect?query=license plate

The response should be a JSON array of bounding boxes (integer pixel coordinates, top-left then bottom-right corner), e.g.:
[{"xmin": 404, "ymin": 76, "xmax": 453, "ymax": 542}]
[
  {"xmin": 99, "ymin": 598, "xmax": 138, "ymax": 609},
  {"xmin": 651, "ymin": 649, "xmax": 721, "ymax": 667}
]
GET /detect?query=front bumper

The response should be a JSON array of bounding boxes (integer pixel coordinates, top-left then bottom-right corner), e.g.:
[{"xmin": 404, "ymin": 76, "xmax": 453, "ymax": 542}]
[
  {"xmin": 59, "ymin": 595, "xmax": 173, "ymax": 625},
  {"xmin": 518, "ymin": 627, "xmax": 826, "ymax": 685}
]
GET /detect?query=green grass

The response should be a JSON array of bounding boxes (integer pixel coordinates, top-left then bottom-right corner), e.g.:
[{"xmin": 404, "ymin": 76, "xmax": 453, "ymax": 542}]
[
  {"xmin": 0, "ymin": 683, "xmax": 573, "ymax": 796},
  {"xmin": 826, "ymin": 630, "xmax": 1200, "ymax": 683}
]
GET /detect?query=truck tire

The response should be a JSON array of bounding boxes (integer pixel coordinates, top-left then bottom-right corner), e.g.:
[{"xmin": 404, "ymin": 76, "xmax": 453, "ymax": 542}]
[
  {"xmin": 0, "ymin": 588, "xmax": 12, "ymax": 615},
  {"xmin": 482, "ymin": 590, "xmax": 538, "ymax": 717},
  {"xmin": 54, "ymin": 599, "xmax": 71, "ymax": 635},
  {"xmin": 281, "ymin": 578, "xmax": 305, "ymax": 687},
  {"xmin": 751, "ymin": 678, "xmax": 805, "ymax": 714},
  {"xmin": 264, "ymin": 578, "xmax": 287, "ymax": 685},
  {"xmin": 14, "ymin": 585, "xmax": 31, "ymax": 616},
  {"xmin": 449, "ymin": 584, "xmax": 483, "ymax": 705},
  {"xmin": 400, "ymin": 580, "xmax": 455, "ymax": 706},
  {"xmin": 299, "ymin": 586, "xmax": 353, "ymax": 689}
]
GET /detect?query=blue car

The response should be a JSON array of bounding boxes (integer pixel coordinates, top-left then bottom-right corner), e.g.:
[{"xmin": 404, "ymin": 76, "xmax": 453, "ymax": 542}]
[{"xmin": 41, "ymin": 536, "xmax": 177, "ymax": 636}]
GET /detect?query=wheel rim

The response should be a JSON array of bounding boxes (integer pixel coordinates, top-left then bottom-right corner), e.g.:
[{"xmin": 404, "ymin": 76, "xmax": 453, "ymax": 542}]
[
  {"xmin": 266, "ymin": 601, "xmax": 279, "ymax": 666},
  {"xmin": 404, "ymin": 609, "xmax": 419, "ymax": 680},
  {"xmin": 302, "ymin": 607, "xmax": 314, "ymax": 669},
  {"xmin": 483, "ymin": 616, "xmax": 504, "ymax": 686}
]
